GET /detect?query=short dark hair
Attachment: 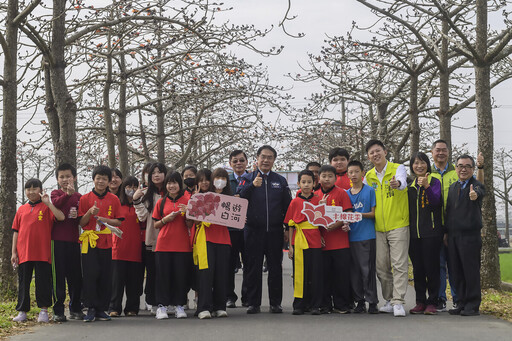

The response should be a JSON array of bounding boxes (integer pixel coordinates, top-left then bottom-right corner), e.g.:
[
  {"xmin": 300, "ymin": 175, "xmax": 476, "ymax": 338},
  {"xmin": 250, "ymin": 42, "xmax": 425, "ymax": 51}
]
[
  {"xmin": 347, "ymin": 160, "xmax": 364, "ymax": 172},
  {"xmin": 298, "ymin": 169, "xmax": 315, "ymax": 183},
  {"xmin": 164, "ymin": 171, "xmax": 184, "ymax": 194},
  {"xmin": 229, "ymin": 150, "xmax": 248, "ymax": 161},
  {"xmin": 410, "ymin": 152, "xmax": 432, "ymax": 175},
  {"xmin": 257, "ymin": 145, "xmax": 277, "ymax": 159},
  {"xmin": 210, "ymin": 168, "xmax": 232, "ymax": 195},
  {"xmin": 119, "ymin": 176, "xmax": 139, "ymax": 206},
  {"xmin": 92, "ymin": 165, "xmax": 112, "ymax": 182},
  {"xmin": 56, "ymin": 163, "xmax": 77, "ymax": 178},
  {"xmin": 456, "ymin": 154, "xmax": 475, "ymax": 168},
  {"xmin": 432, "ymin": 139, "xmax": 449, "ymax": 150},
  {"xmin": 328, "ymin": 148, "xmax": 350, "ymax": 162},
  {"xmin": 318, "ymin": 165, "xmax": 337, "ymax": 176},
  {"xmin": 365, "ymin": 139, "xmax": 386, "ymax": 153},
  {"xmin": 24, "ymin": 178, "xmax": 42, "ymax": 190},
  {"xmin": 182, "ymin": 165, "xmax": 198, "ymax": 177},
  {"xmin": 306, "ymin": 161, "xmax": 321, "ymax": 169},
  {"xmin": 111, "ymin": 168, "xmax": 123, "ymax": 180}
]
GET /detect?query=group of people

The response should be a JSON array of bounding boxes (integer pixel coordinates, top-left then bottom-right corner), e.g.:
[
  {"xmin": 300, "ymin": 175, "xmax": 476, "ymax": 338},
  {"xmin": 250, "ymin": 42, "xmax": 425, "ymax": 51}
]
[{"xmin": 10, "ymin": 138, "xmax": 486, "ymax": 324}]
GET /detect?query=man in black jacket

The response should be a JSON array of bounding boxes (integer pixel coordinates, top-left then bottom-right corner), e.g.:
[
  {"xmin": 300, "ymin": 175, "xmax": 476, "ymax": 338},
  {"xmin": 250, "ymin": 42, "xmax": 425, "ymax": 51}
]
[
  {"xmin": 237, "ymin": 145, "xmax": 292, "ymax": 314},
  {"xmin": 445, "ymin": 154, "xmax": 485, "ymax": 316}
]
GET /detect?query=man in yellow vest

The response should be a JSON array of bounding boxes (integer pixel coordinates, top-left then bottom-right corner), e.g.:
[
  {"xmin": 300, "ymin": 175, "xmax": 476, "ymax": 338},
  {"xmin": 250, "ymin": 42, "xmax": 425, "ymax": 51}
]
[{"xmin": 363, "ymin": 140, "xmax": 409, "ymax": 317}]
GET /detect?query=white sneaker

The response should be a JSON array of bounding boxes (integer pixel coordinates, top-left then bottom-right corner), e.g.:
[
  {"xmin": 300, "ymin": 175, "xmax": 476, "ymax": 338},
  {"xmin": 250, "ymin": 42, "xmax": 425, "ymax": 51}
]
[
  {"xmin": 198, "ymin": 310, "xmax": 211, "ymax": 319},
  {"xmin": 175, "ymin": 305, "xmax": 187, "ymax": 319},
  {"xmin": 155, "ymin": 305, "xmax": 169, "ymax": 320},
  {"xmin": 379, "ymin": 301, "xmax": 393, "ymax": 313},
  {"xmin": 37, "ymin": 309, "xmax": 49, "ymax": 323},
  {"xmin": 167, "ymin": 305, "xmax": 176, "ymax": 314},
  {"xmin": 150, "ymin": 305, "xmax": 158, "ymax": 315},
  {"xmin": 146, "ymin": 303, "xmax": 152, "ymax": 311},
  {"xmin": 13, "ymin": 311, "xmax": 27, "ymax": 322},
  {"xmin": 213, "ymin": 310, "xmax": 228, "ymax": 318},
  {"xmin": 393, "ymin": 304, "xmax": 406, "ymax": 317}
]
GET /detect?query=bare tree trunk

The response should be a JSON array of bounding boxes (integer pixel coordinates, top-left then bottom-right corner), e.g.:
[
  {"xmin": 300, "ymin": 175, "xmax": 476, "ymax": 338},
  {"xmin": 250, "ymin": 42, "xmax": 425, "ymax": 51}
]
[
  {"xmin": 0, "ymin": 0, "xmax": 19, "ymax": 297},
  {"xmin": 505, "ymin": 195, "xmax": 510, "ymax": 244},
  {"xmin": 409, "ymin": 74, "xmax": 420, "ymax": 155},
  {"xmin": 475, "ymin": 0, "xmax": 500, "ymax": 289},
  {"xmin": 438, "ymin": 20, "xmax": 452, "ymax": 156},
  {"xmin": 117, "ymin": 52, "xmax": 129, "ymax": 176},
  {"xmin": 377, "ymin": 101, "xmax": 388, "ymax": 141},
  {"xmin": 103, "ymin": 38, "xmax": 116, "ymax": 168},
  {"xmin": 50, "ymin": 0, "xmax": 77, "ymax": 166}
]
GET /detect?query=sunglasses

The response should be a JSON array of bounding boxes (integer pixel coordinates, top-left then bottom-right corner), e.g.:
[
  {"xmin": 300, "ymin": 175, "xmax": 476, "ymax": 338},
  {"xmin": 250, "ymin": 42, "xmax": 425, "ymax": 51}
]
[{"xmin": 231, "ymin": 159, "xmax": 246, "ymax": 164}]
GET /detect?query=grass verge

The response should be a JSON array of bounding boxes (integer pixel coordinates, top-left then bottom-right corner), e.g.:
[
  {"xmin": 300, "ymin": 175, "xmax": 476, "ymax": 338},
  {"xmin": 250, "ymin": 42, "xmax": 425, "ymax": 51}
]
[{"xmin": 499, "ymin": 252, "xmax": 512, "ymax": 283}]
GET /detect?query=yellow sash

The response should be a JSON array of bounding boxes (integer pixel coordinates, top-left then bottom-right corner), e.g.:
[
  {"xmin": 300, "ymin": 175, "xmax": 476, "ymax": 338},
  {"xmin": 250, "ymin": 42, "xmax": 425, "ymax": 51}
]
[
  {"xmin": 193, "ymin": 222, "xmax": 210, "ymax": 270},
  {"xmin": 79, "ymin": 228, "xmax": 112, "ymax": 254},
  {"xmin": 289, "ymin": 219, "xmax": 318, "ymax": 298}
]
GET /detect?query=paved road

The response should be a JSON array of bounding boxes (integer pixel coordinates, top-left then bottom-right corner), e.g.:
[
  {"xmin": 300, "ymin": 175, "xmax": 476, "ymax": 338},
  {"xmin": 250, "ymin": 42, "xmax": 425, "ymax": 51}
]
[{"xmin": 10, "ymin": 256, "xmax": 512, "ymax": 341}]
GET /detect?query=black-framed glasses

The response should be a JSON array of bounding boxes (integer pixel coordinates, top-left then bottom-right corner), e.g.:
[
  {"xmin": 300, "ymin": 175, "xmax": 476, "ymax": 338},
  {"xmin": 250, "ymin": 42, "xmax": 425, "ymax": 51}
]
[{"xmin": 456, "ymin": 164, "xmax": 473, "ymax": 170}]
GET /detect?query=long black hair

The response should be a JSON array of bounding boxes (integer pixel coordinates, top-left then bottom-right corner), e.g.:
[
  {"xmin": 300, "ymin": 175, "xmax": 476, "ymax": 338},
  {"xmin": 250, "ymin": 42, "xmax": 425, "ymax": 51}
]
[{"xmin": 144, "ymin": 163, "xmax": 168, "ymax": 212}]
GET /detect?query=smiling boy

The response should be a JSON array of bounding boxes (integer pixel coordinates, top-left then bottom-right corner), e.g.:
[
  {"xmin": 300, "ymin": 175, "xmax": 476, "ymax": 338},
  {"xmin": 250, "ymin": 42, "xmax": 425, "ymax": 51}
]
[{"xmin": 78, "ymin": 165, "xmax": 123, "ymax": 322}]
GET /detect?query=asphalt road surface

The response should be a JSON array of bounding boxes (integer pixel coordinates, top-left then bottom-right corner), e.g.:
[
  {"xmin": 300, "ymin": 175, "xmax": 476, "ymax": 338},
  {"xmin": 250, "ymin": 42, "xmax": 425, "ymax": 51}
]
[{"xmin": 9, "ymin": 255, "xmax": 512, "ymax": 341}]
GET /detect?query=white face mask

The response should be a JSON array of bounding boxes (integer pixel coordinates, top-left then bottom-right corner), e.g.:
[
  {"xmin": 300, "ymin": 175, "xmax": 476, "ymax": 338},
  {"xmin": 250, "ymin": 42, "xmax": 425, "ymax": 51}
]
[
  {"xmin": 214, "ymin": 179, "xmax": 227, "ymax": 190},
  {"xmin": 125, "ymin": 188, "xmax": 135, "ymax": 197}
]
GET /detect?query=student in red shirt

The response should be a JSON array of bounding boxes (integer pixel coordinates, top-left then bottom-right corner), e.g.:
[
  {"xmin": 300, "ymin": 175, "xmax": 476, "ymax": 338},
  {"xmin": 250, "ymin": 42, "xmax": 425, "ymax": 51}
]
[
  {"xmin": 193, "ymin": 168, "xmax": 232, "ymax": 319},
  {"xmin": 51, "ymin": 163, "xmax": 83, "ymax": 322},
  {"xmin": 314, "ymin": 165, "xmax": 353, "ymax": 314},
  {"xmin": 286, "ymin": 170, "xmax": 323, "ymax": 315},
  {"xmin": 109, "ymin": 168, "xmax": 123, "ymax": 197},
  {"xmin": 152, "ymin": 171, "xmax": 193, "ymax": 320},
  {"xmin": 11, "ymin": 178, "xmax": 65, "ymax": 323},
  {"xmin": 109, "ymin": 176, "xmax": 143, "ymax": 317},
  {"xmin": 330, "ymin": 148, "xmax": 352, "ymax": 190},
  {"xmin": 78, "ymin": 165, "xmax": 123, "ymax": 322}
]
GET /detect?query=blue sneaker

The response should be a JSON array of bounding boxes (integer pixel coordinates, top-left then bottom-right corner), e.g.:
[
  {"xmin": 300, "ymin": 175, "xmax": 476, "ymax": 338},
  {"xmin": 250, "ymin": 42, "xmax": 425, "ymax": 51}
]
[
  {"xmin": 84, "ymin": 308, "xmax": 96, "ymax": 322},
  {"xmin": 95, "ymin": 311, "xmax": 111, "ymax": 321}
]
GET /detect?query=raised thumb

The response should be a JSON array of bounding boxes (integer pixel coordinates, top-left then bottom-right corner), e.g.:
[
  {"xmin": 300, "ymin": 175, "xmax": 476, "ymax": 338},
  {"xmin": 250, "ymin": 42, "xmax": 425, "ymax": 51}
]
[
  {"xmin": 470, "ymin": 184, "xmax": 474, "ymax": 191},
  {"xmin": 256, "ymin": 172, "xmax": 261, "ymax": 178}
]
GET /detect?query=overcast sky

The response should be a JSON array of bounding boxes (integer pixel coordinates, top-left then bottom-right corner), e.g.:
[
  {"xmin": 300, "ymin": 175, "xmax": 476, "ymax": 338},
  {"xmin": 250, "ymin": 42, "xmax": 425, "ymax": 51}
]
[{"xmin": 218, "ymin": 0, "xmax": 512, "ymax": 153}]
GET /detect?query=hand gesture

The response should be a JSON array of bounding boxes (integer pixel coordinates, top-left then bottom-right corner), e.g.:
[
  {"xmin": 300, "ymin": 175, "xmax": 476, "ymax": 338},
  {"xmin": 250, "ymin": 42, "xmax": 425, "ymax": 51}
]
[
  {"xmin": 319, "ymin": 194, "xmax": 328, "ymax": 205},
  {"xmin": 253, "ymin": 172, "xmax": 263, "ymax": 187},
  {"xmin": 65, "ymin": 182, "xmax": 75, "ymax": 195},
  {"xmin": 469, "ymin": 184, "xmax": 478, "ymax": 201},
  {"xmin": 288, "ymin": 246, "xmax": 293, "ymax": 260},
  {"xmin": 133, "ymin": 184, "xmax": 146, "ymax": 201},
  {"xmin": 40, "ymin": 191, "xmax": 50, "ymax": 205},
  {"xmin": 389, "ymin": 176, "xmax": 400, "ymax": 189},
  {"xmin": 476, "ymin": 152, "xmax": 484, "ymax": 169},
  {"xmin": 341, "ymin": 222, "xmax": 351, "ymax": 232},
  {"xmin": 89, "ymin": 201, "xmax": 99, "ymax": 216},
  {"xmin": 417, "ymin": 173, "xmax": 430, "ymax": 188}
]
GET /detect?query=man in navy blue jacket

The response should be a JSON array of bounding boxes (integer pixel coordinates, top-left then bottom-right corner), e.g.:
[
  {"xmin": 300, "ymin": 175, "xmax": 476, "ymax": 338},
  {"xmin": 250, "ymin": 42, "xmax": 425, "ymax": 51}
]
[{"xmin": 237, "ymin": 145, "xmax": 292, "ymax": 314}]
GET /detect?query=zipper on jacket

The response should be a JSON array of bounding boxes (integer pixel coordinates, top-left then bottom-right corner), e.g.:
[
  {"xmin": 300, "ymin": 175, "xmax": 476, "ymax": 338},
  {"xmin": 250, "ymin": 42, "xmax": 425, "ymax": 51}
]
[
  {"xmin": 416, "ymin": 185, "xmax": 420, "ymax": 238},
  {"xmin": 265, "ymin": 176, "xmax": 269, "ymax": 232}
]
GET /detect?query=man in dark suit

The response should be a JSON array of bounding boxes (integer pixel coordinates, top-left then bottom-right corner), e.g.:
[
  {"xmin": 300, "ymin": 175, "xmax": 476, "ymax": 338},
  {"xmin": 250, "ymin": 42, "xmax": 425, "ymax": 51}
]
[
  {"xmin": 445, "ymin": 154, "xmax": 485, "ymax": 316},
  {"xmin": 226, "ymin": 150, "xmax": 249, "ymax": 308}
]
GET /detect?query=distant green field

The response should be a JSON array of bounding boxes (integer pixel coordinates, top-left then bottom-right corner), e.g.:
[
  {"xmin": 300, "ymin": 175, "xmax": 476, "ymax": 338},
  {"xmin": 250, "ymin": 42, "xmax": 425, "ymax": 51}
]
[{"xmin": 500, "ymin": 253, "xmax": 512, "ymax": 283}]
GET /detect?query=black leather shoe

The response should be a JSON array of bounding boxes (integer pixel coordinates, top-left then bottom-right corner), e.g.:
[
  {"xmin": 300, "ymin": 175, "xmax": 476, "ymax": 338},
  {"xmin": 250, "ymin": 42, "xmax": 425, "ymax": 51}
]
[
  {"xmin": 448, "ymin": 306, "xmax": 464, "ymax": 315},
  {"xmin": 247, "ymin": 306, "xmax": 260, "ymax": 314},
  {"xmin": 292, "ymin": 308, "xmax": 304, "ymax": 315},
  {"xmin": 311, "ymin": 308, "xmax": 322, "ymax": 315},
  {"xmin": 270, "ymin": 305, "xmax": 283, "ymax": 313},
  {"xmin": 461, "ymin": 309, "xmax": 480, "ymax": 316}
]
